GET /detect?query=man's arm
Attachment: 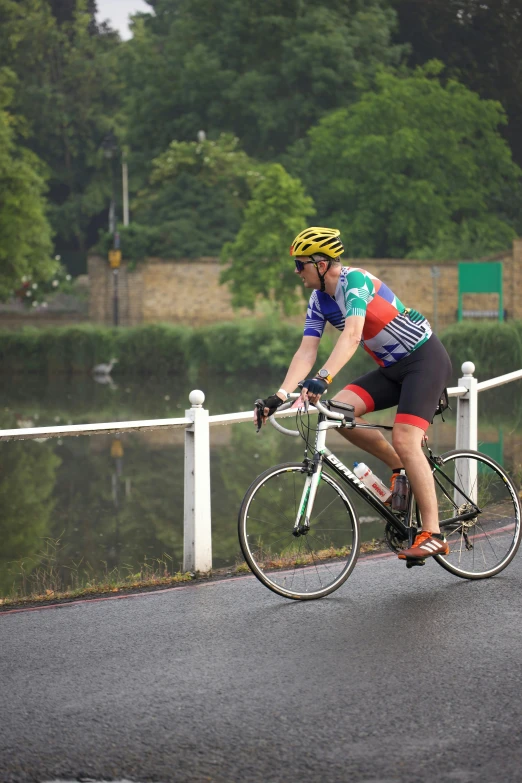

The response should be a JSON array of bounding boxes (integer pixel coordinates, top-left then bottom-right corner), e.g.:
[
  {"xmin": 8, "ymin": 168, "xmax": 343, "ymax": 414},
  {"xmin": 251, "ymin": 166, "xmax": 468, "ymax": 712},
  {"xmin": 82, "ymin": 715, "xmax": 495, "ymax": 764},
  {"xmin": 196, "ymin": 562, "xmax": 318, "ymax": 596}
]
[
  {"xmin": 317, "ymin": 315, "xmax": 364, "ymax": 379},
  {"xmin": 254, "ymin": 335, "xmax": 320, "ymax": 428},
  {"xmin": 279, "ymin": 335, "xmax": 320, "ymax": 396},
  {"xmin": 298, "ymin": 315, "xmax": 365, "ymax": 403}
]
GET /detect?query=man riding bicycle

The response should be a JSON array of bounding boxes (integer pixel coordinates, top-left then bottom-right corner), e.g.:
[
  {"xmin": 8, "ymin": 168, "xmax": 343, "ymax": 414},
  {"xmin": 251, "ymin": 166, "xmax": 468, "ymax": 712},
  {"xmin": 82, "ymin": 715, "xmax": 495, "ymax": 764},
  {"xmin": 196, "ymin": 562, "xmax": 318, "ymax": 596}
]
[{"xmin": 256, "ymin": 226, "xmax": 453, "ymax": 563}]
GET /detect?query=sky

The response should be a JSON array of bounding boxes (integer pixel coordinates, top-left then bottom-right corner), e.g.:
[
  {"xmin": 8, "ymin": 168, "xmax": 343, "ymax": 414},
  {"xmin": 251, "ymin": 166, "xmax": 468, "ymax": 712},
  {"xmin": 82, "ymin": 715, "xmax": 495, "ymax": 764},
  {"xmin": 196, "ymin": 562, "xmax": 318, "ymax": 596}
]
[{"xmin": 96, "ymin": 0, "xmax": 151, "ymax": 39}]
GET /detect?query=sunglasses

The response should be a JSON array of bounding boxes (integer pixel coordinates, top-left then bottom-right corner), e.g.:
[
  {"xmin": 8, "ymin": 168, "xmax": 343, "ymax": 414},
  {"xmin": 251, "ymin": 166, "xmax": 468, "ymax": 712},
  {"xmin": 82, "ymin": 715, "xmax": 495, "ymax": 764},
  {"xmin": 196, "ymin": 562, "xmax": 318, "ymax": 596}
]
[{"xmin": 294, "ymin": 259, "xmax": 318, "ymax": 272}]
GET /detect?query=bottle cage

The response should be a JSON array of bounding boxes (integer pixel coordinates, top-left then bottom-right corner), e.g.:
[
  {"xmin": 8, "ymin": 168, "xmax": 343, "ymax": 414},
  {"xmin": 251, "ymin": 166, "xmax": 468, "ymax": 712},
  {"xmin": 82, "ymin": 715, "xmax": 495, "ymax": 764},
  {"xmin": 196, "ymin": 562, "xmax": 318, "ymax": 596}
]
[{"xmin": 433, "ymin": 388, "xmax": 451, "ymax": 422}]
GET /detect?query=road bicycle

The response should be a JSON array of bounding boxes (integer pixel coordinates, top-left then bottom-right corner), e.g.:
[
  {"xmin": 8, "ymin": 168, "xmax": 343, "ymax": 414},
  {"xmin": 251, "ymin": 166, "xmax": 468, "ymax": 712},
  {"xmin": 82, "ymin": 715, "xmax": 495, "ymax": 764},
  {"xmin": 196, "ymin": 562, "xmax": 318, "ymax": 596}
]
[{"xmin": 238, "ymin": 394, "xmax": 522, "ymax": 600}]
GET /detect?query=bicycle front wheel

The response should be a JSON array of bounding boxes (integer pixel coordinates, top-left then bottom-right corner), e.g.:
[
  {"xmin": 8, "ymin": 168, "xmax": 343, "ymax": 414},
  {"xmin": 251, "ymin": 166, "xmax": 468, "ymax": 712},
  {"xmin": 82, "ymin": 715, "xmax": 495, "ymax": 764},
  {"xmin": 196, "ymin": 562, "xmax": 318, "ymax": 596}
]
[
  {"xmin": 239, "ymin": 462, "xmax": 360, "ymax": 600},
  {"xmin": 432, "ymin": 449, "xmax": 521, "ymax": 579}
]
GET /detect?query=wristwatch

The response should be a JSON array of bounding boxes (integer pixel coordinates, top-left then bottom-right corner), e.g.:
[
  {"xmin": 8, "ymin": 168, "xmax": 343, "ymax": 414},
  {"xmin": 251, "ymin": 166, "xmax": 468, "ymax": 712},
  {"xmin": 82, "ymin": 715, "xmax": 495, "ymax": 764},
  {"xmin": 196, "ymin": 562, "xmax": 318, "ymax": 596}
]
[{"xmin": 316, "ymin": 368, "xmax": 333, "ymax": 385}]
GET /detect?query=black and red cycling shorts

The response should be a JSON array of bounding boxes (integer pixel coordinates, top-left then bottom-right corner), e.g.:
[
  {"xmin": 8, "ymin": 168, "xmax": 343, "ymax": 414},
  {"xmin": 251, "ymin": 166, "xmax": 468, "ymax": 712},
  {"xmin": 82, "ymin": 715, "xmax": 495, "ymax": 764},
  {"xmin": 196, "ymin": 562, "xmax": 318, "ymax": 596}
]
[{"xmin": 343, "ymin": 334, "xmax": 452, "ymax": 431}]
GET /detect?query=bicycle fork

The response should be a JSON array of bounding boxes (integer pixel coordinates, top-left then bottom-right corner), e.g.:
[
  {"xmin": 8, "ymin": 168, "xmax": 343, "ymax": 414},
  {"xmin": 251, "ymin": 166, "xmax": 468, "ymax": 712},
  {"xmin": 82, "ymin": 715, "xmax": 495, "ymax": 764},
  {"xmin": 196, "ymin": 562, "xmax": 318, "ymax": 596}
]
[
  {"xmin": 293, "ymin": 454, "xmax": 323, "ymax": 536},
  {"xmin": 293, "ymin": 416, "xmax": 335, "ymax": 536}
]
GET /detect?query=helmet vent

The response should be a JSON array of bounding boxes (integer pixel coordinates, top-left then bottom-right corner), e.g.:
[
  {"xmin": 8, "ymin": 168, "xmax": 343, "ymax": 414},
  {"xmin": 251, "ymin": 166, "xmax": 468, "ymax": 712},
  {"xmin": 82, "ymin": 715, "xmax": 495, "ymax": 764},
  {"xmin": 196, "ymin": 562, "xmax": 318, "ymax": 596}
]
[{"xmin": 320, "ymin": 237, "xmax": 338, "ymax": 247}]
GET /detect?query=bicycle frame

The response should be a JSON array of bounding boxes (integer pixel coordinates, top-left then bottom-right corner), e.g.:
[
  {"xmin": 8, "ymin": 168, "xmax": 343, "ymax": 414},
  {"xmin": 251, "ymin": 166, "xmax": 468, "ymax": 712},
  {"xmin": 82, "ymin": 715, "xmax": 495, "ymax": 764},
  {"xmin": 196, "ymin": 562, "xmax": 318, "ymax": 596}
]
[{"xmin": 292, "ymin": 408, "xmax": 481, "ymax": 545}]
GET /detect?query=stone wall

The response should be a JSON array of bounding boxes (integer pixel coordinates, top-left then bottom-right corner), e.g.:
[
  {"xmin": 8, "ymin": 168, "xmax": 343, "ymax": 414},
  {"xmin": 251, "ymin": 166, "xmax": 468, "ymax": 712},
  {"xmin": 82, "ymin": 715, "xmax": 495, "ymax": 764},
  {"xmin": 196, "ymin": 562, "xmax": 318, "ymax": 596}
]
[
  {"xmin": 88, "ymin": 255, "xmax": 144, "ymax": 326},
  {"xmin": 353, "ymin": 253, "xmax": 514, "ymax": 332},
  {"xmin": 88, "ymin": 255, "xmax": 257, "ymax": 326},
  {"xmin": 88, "ymin": 241, "xmax": 520, "ymax": 331}
]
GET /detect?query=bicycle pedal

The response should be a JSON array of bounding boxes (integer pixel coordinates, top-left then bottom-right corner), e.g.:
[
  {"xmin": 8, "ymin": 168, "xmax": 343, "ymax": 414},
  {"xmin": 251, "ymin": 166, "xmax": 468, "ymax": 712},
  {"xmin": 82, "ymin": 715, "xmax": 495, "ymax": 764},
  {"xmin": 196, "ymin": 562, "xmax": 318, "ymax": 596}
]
[{"xmin": 405, "ymin": 557, "xmax": 426, "ymax": 569}]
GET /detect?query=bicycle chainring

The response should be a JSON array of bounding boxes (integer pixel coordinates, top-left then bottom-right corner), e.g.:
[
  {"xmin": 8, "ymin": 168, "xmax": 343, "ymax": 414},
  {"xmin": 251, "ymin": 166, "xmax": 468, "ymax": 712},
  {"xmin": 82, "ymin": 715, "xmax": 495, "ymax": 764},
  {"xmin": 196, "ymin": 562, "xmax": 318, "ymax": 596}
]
[{"xmin": 384, "ymin": 521, "xmax": 410, "ymax": 554}]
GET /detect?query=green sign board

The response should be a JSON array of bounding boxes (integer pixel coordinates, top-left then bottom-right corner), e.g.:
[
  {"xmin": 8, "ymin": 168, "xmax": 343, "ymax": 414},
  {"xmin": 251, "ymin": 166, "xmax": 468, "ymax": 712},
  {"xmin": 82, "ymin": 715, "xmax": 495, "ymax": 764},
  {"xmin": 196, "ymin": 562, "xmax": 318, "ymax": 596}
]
[{"xmin": 458, "ymin": 262, "xmax": 503, "ymax": 321}]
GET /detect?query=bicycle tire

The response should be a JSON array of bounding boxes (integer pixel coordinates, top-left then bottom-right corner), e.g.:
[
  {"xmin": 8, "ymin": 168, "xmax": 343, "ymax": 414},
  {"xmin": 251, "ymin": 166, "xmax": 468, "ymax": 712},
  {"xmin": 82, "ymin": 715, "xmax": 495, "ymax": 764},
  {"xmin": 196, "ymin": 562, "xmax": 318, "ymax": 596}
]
[
  {"xmin": 238, "ymin": 462, "xmax": 360, "ymax": 600},
  {"xmin": 429, "ymin": 449, "xmax": 521, "ymax": 579}
]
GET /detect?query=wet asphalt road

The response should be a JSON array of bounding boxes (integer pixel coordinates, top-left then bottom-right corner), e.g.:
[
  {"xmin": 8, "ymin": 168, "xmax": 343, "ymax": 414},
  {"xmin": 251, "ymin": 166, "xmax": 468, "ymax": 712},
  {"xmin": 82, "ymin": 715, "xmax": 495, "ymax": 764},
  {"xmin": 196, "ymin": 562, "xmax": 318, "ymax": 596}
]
[{"xmin": 1, "ymin": 551, "xmax": 522, "ymax": 783}]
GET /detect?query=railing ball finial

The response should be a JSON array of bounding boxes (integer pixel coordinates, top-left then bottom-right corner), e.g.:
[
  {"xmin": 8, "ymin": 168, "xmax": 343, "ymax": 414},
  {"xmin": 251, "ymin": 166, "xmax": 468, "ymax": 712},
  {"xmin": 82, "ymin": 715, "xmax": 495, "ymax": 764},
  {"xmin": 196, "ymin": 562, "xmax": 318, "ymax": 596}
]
[
  {"xmin": 461, "ymin": 361, "xmax": 475, "ymax": 377},
  {"xmin": 189, "ymin": 389, "xmax": 206, "ymax": 408}
]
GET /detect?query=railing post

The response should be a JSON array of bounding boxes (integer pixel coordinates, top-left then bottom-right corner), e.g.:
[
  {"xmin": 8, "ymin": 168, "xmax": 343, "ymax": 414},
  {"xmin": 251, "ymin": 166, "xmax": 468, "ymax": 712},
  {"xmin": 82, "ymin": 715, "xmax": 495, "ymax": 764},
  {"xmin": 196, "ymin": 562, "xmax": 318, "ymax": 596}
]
[
  {"xmin": 455, "ymin": 361, "xmax": 478, "ymax": 504},
  {"xmin": 456, "ymin": 361, "xmax": 478, "ymax": 451},
  {"xmin": 183, "ymin": 390, "xmax": 212, "ymax": 573}
]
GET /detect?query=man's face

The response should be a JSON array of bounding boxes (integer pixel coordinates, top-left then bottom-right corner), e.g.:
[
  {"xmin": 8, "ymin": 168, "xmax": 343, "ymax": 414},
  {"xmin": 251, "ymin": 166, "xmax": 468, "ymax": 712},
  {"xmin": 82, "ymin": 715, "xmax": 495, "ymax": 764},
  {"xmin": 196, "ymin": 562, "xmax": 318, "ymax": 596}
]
[{"xmin": 294, "ymin": 256, "xmax": 326, "ymax": 289}]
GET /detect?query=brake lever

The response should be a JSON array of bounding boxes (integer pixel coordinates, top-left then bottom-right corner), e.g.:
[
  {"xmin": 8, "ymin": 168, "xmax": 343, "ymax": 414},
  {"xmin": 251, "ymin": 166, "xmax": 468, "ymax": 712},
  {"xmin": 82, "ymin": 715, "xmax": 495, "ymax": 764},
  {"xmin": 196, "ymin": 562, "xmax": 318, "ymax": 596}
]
[
  {"xmin": 254, "ymin": 399, "xmax": 265, "ymax": 433},
  {"xmin": 297, "ymin": 380, "xmax": 310, "ymax": 413}
]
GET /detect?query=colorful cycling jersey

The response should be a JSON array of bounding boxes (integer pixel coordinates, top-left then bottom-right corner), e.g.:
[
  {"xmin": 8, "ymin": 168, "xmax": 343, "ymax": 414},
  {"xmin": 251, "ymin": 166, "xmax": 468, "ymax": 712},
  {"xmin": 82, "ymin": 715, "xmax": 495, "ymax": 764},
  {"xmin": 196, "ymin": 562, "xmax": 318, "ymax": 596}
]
[{"xmin": 303, "ymin": 266, "xmax": 432, "ymax": 367}]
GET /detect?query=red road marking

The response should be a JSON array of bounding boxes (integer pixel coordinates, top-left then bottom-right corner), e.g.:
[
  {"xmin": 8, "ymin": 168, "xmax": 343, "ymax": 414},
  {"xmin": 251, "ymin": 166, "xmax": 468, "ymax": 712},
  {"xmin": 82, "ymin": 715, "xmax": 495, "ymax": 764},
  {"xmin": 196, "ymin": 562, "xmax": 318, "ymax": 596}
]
[
  {"xmin": 2, "ymin": 524, "xmax": 516, "ymax": 617},
  {"xmin": 0, "ymin": 550, "xmax": 396, "ymax": 616}
]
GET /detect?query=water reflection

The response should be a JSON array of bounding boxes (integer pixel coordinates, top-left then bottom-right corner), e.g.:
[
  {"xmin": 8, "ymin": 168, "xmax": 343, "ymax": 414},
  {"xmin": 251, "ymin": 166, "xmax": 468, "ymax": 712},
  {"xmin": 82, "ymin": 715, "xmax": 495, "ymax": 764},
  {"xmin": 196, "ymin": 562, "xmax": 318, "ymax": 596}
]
[{"xmin": 0, "ymin": 373, "xmax": 521, "ymax": 598}]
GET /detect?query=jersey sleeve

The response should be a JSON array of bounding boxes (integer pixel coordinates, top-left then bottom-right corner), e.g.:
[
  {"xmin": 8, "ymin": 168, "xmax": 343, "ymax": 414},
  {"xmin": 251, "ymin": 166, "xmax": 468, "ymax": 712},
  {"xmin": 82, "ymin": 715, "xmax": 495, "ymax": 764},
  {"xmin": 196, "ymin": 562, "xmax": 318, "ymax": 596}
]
[
  {"xmin": 303, "ymin": 291, "xmax": 326, "ymax": 337},
  {"xmin": 343, "ymin": 269, "xmax": 373, "ymax": 318}
]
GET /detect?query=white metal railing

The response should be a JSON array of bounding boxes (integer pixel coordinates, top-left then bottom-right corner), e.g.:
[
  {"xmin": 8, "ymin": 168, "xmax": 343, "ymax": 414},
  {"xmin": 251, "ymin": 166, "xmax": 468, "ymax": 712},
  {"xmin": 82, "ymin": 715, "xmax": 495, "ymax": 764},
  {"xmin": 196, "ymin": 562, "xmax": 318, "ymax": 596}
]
[{"xmin": 1, "ymin": 362, "xmax": 521, "ymax": 573}]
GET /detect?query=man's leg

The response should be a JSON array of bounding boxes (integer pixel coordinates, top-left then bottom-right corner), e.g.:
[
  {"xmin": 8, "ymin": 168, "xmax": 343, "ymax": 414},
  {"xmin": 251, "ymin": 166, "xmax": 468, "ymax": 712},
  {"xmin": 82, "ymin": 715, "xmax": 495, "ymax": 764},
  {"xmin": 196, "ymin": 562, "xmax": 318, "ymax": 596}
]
[
  {"xmin": 392, "ymin": 422, "xmax": 439, "ymax": 533},
  {"xmin": 332, "ymin": 388, "xmax": 403, "ymax": 470}
]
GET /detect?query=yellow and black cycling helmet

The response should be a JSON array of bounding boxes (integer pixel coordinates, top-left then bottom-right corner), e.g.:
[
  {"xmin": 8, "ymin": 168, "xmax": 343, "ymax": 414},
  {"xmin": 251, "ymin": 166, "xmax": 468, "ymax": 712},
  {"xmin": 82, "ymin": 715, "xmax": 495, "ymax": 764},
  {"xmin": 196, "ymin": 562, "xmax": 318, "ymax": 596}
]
[{"xmin": 290, "ymin": 227, "xmax": 344, "ymax": 259}]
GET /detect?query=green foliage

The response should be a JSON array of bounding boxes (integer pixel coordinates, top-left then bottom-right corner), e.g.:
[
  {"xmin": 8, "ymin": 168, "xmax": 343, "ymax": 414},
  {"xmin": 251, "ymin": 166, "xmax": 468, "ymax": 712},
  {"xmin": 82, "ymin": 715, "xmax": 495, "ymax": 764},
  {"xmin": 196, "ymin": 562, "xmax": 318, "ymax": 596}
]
[
  {"xmin": 119, "ymin": 0, "xmax": 405, "ymax": 162},
  {"xmin": 115, "ymin": 324, "xmax": 190, "ymax": 375},
  {"xmin": 189, "ymin": 319, "xmax": 335, "ymax": 375},
  {"xmin": 441, "ymin": 321, "xmax": 522, "ymax": 380},
  {"xmin": 391, "ymin": 0, "xmax": 522, "ymax": 173},
  {"xmin": 0, "ymin": 318, "xmax": 378, "ymax": 380},
  {"xmin": 13, "ymin": 263, "xmax": 74, "ymax": 307},
  {"xmin": 149, "ymin": 133, "xmax": 262, "ymax": 197},
  {"xmin": 0, "ymin": 328, "xmax": 45, "ymax": 373},
  {"xmin": 409, "ymin": 219, "xmax": 516, "ymax": 261},
  {"xmin": 109, "ymin": 134, "xmax": 264, "ymax": 260},
  {"xmin": 0, "ymin": 320, "xmax": 316, "ymax": 376},
  {"xmin": 0, "ymin": 0, "xmax": 121, "ymax": 258},
  {"xmin": 0, "ymin": 435, "xmax": 61, "ymax": 595},
  {"xmin": 0, "ymin": 69, "xmax": 55, "ymax": 298},
  {"xmin": 7, "ymin": 319, "xmax": 521, "ymax": 393},
  {"xmin": 220, "ymin": 164, "xmax": 315, "ymax": 313},
  {"xmin": 96, "ymin": 223, "xmax": 160, "ymax": 264},
  {"xmin": 292, "ymin": 63, "xmax": 521, "ymax": 258}
]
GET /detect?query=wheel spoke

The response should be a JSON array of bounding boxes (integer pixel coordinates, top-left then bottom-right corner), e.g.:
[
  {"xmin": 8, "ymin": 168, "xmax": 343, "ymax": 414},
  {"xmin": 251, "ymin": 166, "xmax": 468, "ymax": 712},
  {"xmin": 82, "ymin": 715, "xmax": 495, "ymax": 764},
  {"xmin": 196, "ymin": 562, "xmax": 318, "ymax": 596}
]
[
  {"xmin": 431, "ymin": 450, "xmax": 521, "ymax": 579},
  {"xmin": 239, "ymin": 464, "xmax": 359, "ymax": 599}
]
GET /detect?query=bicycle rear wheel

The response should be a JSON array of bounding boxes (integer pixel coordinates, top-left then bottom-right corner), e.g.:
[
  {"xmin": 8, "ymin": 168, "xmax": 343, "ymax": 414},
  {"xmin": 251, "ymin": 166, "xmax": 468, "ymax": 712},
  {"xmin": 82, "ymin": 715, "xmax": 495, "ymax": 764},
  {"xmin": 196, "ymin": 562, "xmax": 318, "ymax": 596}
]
[
  {"xmin": 431, "ymin": 449, "xmax": 521, "ymax": 579},
  {"xmin": 239, "ymin": 462, "xmax": 360, "ymax": 600}
]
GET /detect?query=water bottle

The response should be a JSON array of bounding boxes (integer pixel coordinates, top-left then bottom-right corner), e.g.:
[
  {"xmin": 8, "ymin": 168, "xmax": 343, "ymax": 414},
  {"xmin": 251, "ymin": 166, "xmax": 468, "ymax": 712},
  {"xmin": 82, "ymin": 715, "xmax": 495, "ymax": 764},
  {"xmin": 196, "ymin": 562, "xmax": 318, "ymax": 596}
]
[
  {"xmin": 391, "ymin": 470, "xmax": 410, "ymax": 512},
  {"xmin": 353, "ymin": 462, "xmax": 391, "ymax": 502}
]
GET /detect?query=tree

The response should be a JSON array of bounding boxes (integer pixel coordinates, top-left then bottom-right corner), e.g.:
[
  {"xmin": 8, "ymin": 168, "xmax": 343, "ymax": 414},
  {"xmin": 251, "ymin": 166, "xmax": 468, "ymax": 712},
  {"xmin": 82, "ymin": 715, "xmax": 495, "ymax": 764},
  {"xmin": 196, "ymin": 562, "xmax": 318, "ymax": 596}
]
[
  {"xmin": 97, "ymin": 134, "xmax": 264, "ymax": 260},
  {"xmin": 390, "ymin": 1, "xmax": 522, "ymax": 169},
  {"xmin": 119, "ymin": 0, "xmax": 406, "ymax": 164},
  {"xmin": 0, "ymin": 0, "xmax": 121, "ymax": 266},
  {"xmin": 0, "ymin": 70, "xmax": 56, "ymax": 298},
  {"xmin": 292, "ymin": 63, "xmax": 520, "ymax": 259},
  {"xmin": 220, "ymin": 164, "xmax": 315, "ymax": 313}
]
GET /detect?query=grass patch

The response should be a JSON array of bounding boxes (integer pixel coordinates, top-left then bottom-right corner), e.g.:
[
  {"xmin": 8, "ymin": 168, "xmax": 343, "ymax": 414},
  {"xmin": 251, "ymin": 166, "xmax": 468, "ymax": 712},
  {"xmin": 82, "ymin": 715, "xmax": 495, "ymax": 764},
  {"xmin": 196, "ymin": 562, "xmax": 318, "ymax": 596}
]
[
  {"xmin": 0, "ymin": 538, "xmax": 198, "ymax": 610},
  {"xmin": 0, "ymin": 571, "xmax": 196, "ymax": 610},
  {"xmin": 248, "ymin": 538, "xmax": 385, "ymax": 571}
]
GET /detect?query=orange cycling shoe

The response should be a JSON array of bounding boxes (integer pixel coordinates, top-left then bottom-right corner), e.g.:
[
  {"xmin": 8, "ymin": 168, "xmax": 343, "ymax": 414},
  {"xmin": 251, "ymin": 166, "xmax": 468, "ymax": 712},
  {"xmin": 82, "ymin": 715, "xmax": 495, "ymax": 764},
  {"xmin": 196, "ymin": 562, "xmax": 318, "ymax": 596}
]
[{"xmin": 398, "ymin": 530, "xmax": 450, "ymax": 560}]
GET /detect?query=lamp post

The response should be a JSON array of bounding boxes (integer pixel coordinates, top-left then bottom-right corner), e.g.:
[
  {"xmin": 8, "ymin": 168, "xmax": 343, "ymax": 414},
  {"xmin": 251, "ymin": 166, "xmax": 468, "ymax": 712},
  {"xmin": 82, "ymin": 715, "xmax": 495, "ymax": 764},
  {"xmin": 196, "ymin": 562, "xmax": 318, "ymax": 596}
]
[
  {"xmin": 102, "ymin": 133, "xmax": 121, "ymax": 326},
  {"xmin": 122, "ymin": 152, "xmax": 129, "ymax": 227}
]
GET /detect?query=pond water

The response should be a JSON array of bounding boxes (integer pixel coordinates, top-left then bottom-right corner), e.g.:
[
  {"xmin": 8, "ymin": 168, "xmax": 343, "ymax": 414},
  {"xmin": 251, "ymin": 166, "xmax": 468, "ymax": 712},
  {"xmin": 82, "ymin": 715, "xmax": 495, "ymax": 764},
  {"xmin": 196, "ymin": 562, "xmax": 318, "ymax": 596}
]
[{"xmin": 1, "ymin": 370, "xmax": 521, "ymax": 597}]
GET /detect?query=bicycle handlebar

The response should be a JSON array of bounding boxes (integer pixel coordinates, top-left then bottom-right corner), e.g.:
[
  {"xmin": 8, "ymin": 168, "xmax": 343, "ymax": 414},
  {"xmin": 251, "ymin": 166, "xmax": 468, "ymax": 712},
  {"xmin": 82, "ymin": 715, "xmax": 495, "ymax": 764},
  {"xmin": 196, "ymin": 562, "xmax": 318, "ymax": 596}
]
[{"xmin": 268, "ymin": 393, "xmax": 345, "ymax": 437}]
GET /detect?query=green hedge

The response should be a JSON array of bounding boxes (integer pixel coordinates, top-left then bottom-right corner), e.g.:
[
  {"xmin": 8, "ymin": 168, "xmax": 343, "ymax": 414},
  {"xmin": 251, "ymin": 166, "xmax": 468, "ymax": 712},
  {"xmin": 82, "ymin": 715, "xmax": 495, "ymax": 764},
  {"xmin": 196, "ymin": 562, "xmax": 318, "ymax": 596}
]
[
  {"xmin": 0, "ymin": 320, "xmax": 341, "ymax": 377},
  {"xmin": 0, "ymin": 324, "xmax": 191, "ymax": 376},
  {"xmin": 440, "ymin": 321, "xmax": 522, "ymax": 379},
  {"xmin": 1, "ymin": 320, "xmax": 520, "ymax": 379}
]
